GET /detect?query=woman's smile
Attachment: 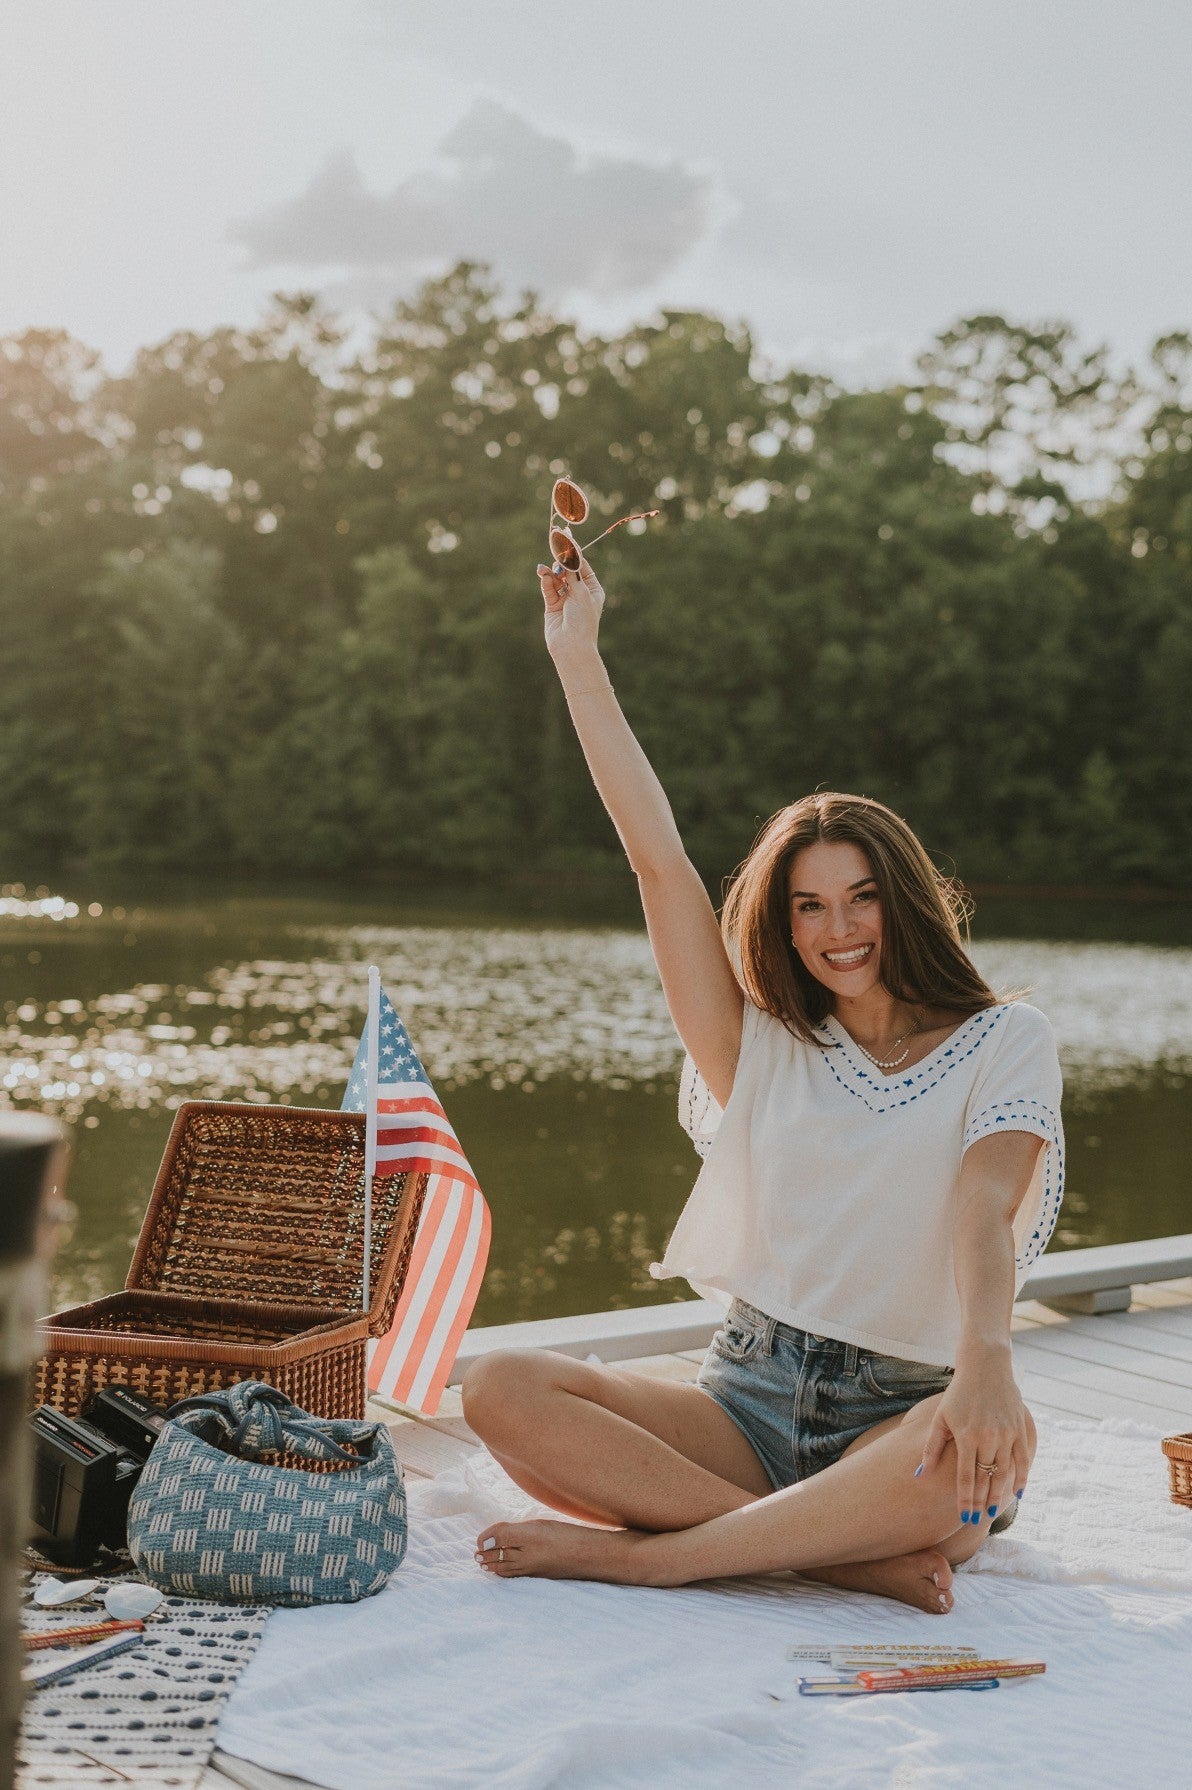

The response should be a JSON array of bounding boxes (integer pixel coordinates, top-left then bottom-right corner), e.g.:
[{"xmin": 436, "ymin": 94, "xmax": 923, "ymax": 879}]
[{"xmin": 821, "ymin": 941, "xmax": 875, "ymax": 970}]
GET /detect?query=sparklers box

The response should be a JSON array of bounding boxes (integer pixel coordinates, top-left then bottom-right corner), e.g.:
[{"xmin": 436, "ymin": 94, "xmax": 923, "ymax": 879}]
[{"xmin": 33, "ymin": 1102, "xmax": 428, "ymax": 1422}]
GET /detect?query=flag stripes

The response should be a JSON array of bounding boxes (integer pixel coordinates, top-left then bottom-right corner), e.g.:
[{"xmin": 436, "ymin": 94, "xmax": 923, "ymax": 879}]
[
  {"xmin": 377, "ymin": 1124, "xmax": 464, "ymax": 1154},
  {"xmin": 342, "ymin": 980, "xmax": 491, "ymax": 1415},
  {"xmin": 367, "ymin": 1174, "xmax": 493, "ymax": 1409},
  {"xmin": 374, "ymin": 1137, "xmax": 477, "ymax": 1181}
]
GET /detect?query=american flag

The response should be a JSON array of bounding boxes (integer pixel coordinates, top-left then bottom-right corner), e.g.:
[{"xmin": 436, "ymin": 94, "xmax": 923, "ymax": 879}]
[{"xmin": 342, "ymin": 974, "xmax": 491, "ymax": 1414}]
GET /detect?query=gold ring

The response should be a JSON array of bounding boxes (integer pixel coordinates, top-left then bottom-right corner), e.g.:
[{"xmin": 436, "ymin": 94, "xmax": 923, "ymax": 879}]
[{"xmin": 976, "ymin": 1460, "xmax": 997, "ymax": 1475}]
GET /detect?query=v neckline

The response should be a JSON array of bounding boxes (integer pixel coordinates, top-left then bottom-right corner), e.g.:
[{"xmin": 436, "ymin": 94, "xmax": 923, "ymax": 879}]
[{"xmin": 819, "ymin": 1007, "xmax": 1000, "ymax": 1084}]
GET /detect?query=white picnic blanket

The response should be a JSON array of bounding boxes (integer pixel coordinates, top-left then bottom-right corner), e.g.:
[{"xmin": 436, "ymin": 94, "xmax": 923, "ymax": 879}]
[{"xmin": 218, "ymin": 1418, "xmax": 1192, "ymax": 1789}]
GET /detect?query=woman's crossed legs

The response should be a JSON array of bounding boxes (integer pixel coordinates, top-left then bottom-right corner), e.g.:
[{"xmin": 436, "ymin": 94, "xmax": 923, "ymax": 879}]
[{"xmin": 461, "ymin": 1350, "xmax": 1009, "ymax": 1611}]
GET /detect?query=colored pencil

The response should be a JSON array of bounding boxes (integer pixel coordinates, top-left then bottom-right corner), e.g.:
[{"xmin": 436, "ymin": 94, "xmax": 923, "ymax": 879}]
[
  {"xmin": 23, "ymin": 1619, "xmax": 144, "ymax": 1652},
  {"xmin": 858, "ymin": 1659, "xmax": 1045, "ymax": 1690},
  {"xmin": 23, "ymin": 1632, "xmax": 144, "ymax": 1689},
  {"xmin": 798, "ymin": 1676, "xmax": 999, "ymax": 1697}
]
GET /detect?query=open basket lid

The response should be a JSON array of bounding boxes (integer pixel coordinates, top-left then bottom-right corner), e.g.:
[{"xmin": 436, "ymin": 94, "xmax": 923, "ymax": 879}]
[{"xmin": 125, "ymin": 1101, "xmax": 428, "ymax": 1338}]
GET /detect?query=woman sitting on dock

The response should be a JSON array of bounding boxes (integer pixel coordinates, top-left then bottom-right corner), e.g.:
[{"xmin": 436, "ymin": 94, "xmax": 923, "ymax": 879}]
[{"xmin": 464, "ymin": 550, "xmax": 1064, "ymax": 1612}]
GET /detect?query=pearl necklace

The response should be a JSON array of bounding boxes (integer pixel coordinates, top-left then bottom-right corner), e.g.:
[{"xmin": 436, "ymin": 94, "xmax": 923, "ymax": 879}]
[{"xmin": 843, "ymin": 1013, "xmax": 923, "ymax": 1071}]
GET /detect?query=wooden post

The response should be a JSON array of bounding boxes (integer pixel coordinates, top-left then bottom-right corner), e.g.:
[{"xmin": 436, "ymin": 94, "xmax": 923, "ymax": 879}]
[{"xmin": 0, "ymin": 1114, "xmax": 70, "ymax": 1790}]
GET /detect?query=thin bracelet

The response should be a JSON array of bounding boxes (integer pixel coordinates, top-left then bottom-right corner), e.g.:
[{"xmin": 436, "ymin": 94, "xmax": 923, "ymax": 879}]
[{"xmin": 564, "ymin": 681, "xmax": 614, "ymax": 698}]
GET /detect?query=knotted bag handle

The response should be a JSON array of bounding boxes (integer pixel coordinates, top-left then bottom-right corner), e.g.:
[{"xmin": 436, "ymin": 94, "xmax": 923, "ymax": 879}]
[{"xmin": 167, "ymin": 1379, "xmax": 383, "ymax": 1465}]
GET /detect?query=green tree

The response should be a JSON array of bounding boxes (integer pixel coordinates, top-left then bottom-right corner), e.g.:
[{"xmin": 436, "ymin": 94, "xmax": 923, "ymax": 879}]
[
  {"xmin": 2, "ymin": 273, "xmax": 1191, "ymax": 889},
  {"xmin": 75, "ymin": 541, "xmax": 241, "ymax": 863}
]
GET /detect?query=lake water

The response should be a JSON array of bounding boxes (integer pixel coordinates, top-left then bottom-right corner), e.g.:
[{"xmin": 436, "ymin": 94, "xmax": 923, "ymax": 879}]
[{"xmin": 3, "ymin": 876, "xmax": 1192, "ymax": 1326}]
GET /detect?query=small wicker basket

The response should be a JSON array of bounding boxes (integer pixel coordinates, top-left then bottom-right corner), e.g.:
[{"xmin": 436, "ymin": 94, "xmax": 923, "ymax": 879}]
[
  {"xmin": 34, "ymin": 1101, "xmax": 428, "ymax": 1422},
  {"xmin": 1162, "ymin": 1433, "xmax": 1192, "ymax": 1509}
]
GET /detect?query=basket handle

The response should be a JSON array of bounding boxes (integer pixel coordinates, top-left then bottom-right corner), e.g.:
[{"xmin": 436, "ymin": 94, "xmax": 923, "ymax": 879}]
[{"xmin": 168, "ymin": 1379, "xmax": 382, "ymax": 1465}]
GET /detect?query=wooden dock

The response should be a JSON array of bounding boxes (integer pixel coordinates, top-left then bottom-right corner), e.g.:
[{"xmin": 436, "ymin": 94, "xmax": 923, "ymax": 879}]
[{"xmin": 209, "ymin": 1268, "xmax": 1192, "ymax": 1790}]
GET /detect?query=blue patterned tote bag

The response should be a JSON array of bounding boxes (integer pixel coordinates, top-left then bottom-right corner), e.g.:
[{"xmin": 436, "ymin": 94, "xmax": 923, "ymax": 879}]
[{"xmin": 127, "ymin": 1380, "xmax": 407, "ymax": 1605}]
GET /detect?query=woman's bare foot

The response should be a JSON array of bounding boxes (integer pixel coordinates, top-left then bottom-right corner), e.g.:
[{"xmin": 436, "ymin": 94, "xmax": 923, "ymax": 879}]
[
  {"xmin": 474, "ymin": 1523, "xmax": 956, "ymax": 1611},
  {"xmin": 475, "ymin": 1519, "xmax": 655, "ymax": 1585},
  {"xmin": 804, "ymin": 1547, "xmax": 954, "ymax": 1613}
]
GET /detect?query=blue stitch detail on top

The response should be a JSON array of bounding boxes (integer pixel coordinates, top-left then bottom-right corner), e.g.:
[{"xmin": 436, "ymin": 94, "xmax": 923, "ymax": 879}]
[
  {"xmin": 962, "ymin": 1098, "xmax": 1064, "ymax": 1273},
  {"xmin": 813, "ymin": 1008, "xmax": 1005, "ymax": 1116}
]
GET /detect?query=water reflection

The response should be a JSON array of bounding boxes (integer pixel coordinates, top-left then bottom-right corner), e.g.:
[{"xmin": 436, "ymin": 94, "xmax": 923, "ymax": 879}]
[
  {"xmin": 974, "ymin": 940, "xmax": 1192, "ymax": 1091},
  {"xmin": 0, "ymin": 926, "xmax": 682, "ymax": 1121},
  {"xmin": 2, "ymin": 885, "xmax": 1191, "ymax": 1321},
  {"xmin": 8, "ymin": 925, "xmax": 1192, "ymax": 1120}
]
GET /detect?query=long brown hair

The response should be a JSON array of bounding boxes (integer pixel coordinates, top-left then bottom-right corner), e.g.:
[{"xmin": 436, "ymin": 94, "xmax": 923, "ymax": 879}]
[{"xmin": 721, "ymin": 792, "xmax": 997, "ymax": 1040}]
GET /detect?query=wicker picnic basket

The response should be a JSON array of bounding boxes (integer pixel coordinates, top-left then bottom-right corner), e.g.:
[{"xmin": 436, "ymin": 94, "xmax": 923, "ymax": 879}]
[
  {"xmin": 33, "ymin": 1101, "xmax": 428, "ymax": 1423},
  {"xmin": 1162, "ymin": 1434, "xmax": 1192, "ymax": 1508}
]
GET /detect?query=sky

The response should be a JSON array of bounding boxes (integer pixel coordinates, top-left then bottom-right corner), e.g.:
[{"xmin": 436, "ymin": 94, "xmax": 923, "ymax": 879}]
[{"xmin": 2, "ymin": 0, "xmax": 1190, "ymax": 383}]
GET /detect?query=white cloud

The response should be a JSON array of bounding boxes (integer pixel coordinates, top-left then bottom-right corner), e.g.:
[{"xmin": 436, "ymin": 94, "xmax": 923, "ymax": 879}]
[{"xmin": 229, "ymin": 99, "xmax": 714, "ymax": 300}]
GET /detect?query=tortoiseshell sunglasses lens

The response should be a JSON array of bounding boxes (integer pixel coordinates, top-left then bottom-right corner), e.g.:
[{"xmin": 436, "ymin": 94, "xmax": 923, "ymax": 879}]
[
  {"xmin": 551, "ymin": 478, "xmax": 588, "ymax": 526},
  {"xmin": 549, "ymin": 526, "xmax": 583, "ymax": 572}
]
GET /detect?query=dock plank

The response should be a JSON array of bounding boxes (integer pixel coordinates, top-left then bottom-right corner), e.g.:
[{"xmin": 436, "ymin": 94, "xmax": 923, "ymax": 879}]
[
  {"xmin": 421, "ymin": 1411, "xmax": 481, "ymax": 1444},
  {"xmin": 616, "ymin": 1351, "xmax": 702, "ymax": 1382},
  {"xmin": 1050, "ymin": 1309, "xmax": 1192, "ymax": 1365},
  {"xmin": 1011, "ymin": 1338, "xmax": 1192, "ymax": 1415},
  {"xmin": 1013, "ymin": 1323, "xmax": 1192, "ymax": 1393},
  {"xmin": 1012, "ymin": 1300, "xmax": 1070, "ymax": 1328},
  {"xmin": 388, "ymin": 1421, "xmax": 477, "ymax": 1478},
  {"xmin": 1132, "ymin": 1282, "xmax": 1192, "ymax": 1309},
  {"xmin": 374, "ymin": 1384, "xmax": 468, "ymax": 1425},
  {"xmin": 1107, "ymin": 1304, "xmax": 1192, "ymax": 1346},
  {"xmin": 1015, "ymin": 1364, "xmax": 1177, "ymax": 1425}
]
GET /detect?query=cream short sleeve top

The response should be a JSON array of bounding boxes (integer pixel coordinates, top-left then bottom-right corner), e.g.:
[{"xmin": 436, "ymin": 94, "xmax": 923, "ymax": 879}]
[{"xmin": 650, "ymin": 1000, "xmax": 1065, "ymax": 1367}]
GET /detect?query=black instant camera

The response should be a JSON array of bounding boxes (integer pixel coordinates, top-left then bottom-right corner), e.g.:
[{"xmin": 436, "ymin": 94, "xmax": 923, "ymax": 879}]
[{"xmin": 28, "ymin": 1387, "xmax": 168, "ymax": 1567}]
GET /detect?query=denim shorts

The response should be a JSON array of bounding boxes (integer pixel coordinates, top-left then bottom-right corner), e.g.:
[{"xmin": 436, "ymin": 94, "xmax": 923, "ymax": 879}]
[{"xmin": 697, "ymin": 1296, "xmax": 1016, "ymax": 1534}]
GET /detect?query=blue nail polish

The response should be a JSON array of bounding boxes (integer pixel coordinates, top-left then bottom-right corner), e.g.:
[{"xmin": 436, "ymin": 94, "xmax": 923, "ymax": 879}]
[
  {"xmin": 960, "ymin": 1510, "xmax": 971, "ymax": 1524},
  {"xmin": 552, "ymin": 562, "xmax": 562, "ymax": 573},
  {"xmin": 1015, "ymin": 1489, "xmax": 1024, "ymax": 1500},
  {"xmin": 988, "ymin": 1506, "xmax": 998, "ymax": 1518},
  {"xmin": 913, "ymin": 1464, "xmax": 924, "ymax": 1479}
]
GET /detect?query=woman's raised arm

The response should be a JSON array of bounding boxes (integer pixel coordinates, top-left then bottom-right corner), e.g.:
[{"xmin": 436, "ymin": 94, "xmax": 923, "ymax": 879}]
[{"xmin": 538, "ymin": 556, "xmax": 744, "ymax": 1108}]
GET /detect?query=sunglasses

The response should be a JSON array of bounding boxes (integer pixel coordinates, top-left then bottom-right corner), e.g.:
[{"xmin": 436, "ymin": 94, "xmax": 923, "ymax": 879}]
[
  {"xmin": 32, "ymin": 1575, "xmax": 165, "ymax": 1621},
  {"xmin": 549, "ymin": 478, "xmax": 659, "ymax": 574}
]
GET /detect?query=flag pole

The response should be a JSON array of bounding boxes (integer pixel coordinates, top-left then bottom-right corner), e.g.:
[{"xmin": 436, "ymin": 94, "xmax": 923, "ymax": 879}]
[{"xmin": 363, "ymin": 964, "xmax": 380, "ymax": 1313}]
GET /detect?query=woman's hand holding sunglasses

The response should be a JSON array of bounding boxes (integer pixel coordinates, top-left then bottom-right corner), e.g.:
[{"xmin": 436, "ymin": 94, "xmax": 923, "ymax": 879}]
[
  {"xmin": 536, "ymin": 554, "xmax": 605, "ymax": 669},
  {"xmin": 537, "ymin": 477, "xmax": 656, "ymax": 678}
]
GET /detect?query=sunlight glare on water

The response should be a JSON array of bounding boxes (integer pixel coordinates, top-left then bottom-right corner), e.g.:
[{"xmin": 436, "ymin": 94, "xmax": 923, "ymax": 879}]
[{"xmin": 4, "ymin": 922, "xmax": 1192, "ymax": 1121}]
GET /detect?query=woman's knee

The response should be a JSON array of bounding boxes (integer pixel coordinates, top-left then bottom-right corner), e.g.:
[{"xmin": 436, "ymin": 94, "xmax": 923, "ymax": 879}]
[{"xmin": 460, "ymin": 1348, "xmax": 560, "ymax": 1436}]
